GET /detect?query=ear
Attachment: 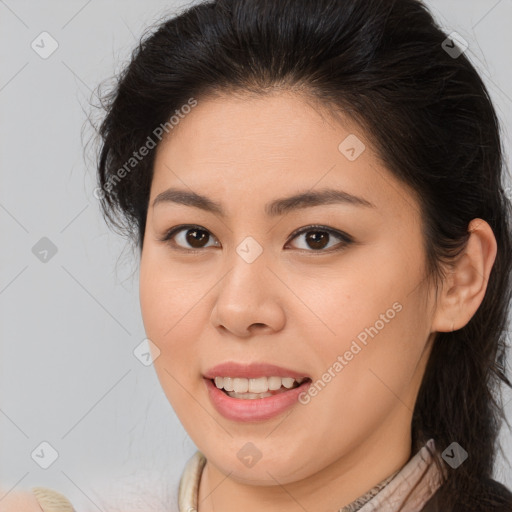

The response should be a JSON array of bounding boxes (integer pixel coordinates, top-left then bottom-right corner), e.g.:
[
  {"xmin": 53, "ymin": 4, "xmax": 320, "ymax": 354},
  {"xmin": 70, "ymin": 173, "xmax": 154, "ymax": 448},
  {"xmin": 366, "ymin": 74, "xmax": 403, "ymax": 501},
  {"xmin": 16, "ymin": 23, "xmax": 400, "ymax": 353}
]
[{"xmin": 431, "ymin": 218, "xmax": 497, "ymax": 333}]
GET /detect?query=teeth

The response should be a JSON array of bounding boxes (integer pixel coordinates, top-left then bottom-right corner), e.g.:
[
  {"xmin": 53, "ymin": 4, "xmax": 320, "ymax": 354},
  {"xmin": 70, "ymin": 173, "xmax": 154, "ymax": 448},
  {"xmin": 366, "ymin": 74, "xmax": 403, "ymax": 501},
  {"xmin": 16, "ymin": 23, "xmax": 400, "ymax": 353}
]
[
  {"xmin": 233, "ymin": 378, "xmax": 249, "ymax": 393},
  {"xmin": 227, "ymin": 391, "xmax": 274, "ymax": 399},
  {"xmin": 213, "ymin": 376, "xmax": 307, "ymax": 393},
  {"xmin": 268, "ymin": 376, "xmax": 283, "ymax": 391}
]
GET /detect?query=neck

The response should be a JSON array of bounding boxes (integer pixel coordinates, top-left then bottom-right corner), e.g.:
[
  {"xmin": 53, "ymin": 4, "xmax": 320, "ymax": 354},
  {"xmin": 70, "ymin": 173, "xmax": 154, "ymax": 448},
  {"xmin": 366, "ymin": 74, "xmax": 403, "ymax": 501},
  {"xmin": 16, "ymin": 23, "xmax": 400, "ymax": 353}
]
[{"xmin": 197, "ymin": 422, "xmax": 412, "ymax": 512}]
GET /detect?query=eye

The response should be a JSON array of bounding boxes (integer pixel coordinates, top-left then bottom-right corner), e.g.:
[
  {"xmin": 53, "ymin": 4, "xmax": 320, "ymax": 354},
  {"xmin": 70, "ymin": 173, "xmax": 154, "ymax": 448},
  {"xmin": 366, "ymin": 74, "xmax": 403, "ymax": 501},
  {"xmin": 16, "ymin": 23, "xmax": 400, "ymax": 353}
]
[
  {"xmin": 286, "ymin": 225, "xmax": 353, "ymax": 253},
  {"xmin": 158, "ymin": 224, "xmax": 353, "ymax": 254},
  {"xmin": 159, "ymin": 224, "xmax": 220, "ymax": 251}
]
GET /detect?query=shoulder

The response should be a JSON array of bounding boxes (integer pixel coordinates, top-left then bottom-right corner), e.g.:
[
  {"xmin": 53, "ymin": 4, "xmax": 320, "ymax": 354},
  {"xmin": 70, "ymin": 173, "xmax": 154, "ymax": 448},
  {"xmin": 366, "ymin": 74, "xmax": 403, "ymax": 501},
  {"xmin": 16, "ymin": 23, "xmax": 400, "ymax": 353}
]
[
  {"xmin": 0, "ymin": 486, "xmax": 75, "ymax": 512},
  {"xmin": 0, "ymin": 489, "xmax": 43, "ymax": 512},
  {"xmin": 461, "ymin": 477, "xmax": 512, "ymax": 512},
  {"xmin": 31, "ymin": 487, "xmax": 75, "ymax": 511},
  {"xmin": 423, "ymin": 477, "xmax": 512, "ymax": 512},
  {"xmin": 477, "ymin": 478, "xmax": 512, "ymax": 511}
]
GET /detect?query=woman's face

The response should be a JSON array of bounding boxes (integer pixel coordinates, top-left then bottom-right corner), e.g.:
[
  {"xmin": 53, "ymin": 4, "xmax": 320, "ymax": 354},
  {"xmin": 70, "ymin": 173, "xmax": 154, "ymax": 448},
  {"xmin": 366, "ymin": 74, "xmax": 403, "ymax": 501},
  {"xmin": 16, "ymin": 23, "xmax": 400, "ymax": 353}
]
[{"xmin": 139, "ymin": 91, "xmax": 437, "ymax": 486}]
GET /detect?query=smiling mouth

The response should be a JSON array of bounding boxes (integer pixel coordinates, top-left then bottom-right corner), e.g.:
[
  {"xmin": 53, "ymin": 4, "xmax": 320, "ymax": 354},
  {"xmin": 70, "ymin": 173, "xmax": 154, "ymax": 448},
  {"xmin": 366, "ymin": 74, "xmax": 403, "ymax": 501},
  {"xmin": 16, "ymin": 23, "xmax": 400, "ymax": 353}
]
[{"xmin": 209, "ymin": 377, "xmax": 312, "ymax": 399}]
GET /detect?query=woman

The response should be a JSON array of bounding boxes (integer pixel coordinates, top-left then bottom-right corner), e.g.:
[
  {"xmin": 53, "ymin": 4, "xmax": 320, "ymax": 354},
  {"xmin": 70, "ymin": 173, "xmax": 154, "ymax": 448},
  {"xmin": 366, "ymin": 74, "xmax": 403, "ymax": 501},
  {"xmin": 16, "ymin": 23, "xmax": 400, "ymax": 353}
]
[{"xmin": 5, "ymin": 0, "xmax": 512, "ymax": 510}]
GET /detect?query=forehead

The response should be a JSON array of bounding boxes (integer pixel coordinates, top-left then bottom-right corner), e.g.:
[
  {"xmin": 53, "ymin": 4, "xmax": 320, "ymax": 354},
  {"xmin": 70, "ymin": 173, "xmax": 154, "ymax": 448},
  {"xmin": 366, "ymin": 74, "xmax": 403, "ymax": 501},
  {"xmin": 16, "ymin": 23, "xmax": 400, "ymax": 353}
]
[
  {"xmin": 155, "ymin": 91, "xmax": 351, "ymax": 164},
  {"xmin": 150, "ymin": 91, "xmax": 420, "ymax": 221}
]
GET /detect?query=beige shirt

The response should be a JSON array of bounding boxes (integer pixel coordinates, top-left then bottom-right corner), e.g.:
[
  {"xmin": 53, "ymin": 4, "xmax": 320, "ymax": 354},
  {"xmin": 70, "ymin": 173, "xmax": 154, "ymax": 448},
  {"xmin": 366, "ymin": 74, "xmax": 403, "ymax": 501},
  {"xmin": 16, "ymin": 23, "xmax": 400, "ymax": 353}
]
[
  {"xmin": 178, "ymin": 439, "xmax": 445, "ymax": 512},
  {"xmin": 20, "ymin": 439, "xmax": 443, "ymax": 511}
]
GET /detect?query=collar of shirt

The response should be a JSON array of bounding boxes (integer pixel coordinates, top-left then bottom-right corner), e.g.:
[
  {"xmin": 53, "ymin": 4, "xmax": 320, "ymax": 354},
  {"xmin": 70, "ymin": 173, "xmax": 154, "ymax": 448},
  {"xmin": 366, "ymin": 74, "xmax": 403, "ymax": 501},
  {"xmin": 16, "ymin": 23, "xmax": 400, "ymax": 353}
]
[{"xmin": 178, "ymin": 438, "xmax": 444, "ymax": 512}]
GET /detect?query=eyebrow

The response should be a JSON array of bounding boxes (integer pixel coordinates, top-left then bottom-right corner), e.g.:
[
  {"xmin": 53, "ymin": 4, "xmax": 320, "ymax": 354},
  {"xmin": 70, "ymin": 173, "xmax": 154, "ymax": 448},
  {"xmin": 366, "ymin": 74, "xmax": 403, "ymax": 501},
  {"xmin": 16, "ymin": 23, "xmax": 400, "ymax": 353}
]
[{"xmin": 152, "ymin": 187, "xmax": 375, "ymax": 217}]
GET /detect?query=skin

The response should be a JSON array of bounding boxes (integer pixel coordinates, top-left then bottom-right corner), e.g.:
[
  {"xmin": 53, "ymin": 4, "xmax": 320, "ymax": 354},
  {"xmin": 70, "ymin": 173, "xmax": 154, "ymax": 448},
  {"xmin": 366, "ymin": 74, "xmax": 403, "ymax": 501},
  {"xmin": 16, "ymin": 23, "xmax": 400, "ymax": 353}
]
[
  {"xmin": 0, "ymin": 488, "xmax": 44, "ymax": 512},
  {"xmin": 138, "ymin": 91, "xmax": 497, "ymax": 512}
]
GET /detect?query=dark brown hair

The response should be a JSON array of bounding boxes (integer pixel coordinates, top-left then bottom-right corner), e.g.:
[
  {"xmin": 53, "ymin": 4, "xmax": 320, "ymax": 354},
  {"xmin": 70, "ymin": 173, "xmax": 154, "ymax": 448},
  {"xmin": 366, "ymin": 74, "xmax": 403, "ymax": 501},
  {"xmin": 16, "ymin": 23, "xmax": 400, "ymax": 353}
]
[{"xmin": 93, "ymin": 0, "xmax": 512, "ymax": 509}]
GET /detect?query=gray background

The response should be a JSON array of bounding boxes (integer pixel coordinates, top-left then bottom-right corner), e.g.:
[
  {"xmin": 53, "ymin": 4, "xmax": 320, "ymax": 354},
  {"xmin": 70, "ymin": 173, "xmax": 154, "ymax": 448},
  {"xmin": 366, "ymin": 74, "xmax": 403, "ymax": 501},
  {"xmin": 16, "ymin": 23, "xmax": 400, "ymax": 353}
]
[{"xmin": 1, "ymin": 1, "xmax": 511, "ymax": 510}]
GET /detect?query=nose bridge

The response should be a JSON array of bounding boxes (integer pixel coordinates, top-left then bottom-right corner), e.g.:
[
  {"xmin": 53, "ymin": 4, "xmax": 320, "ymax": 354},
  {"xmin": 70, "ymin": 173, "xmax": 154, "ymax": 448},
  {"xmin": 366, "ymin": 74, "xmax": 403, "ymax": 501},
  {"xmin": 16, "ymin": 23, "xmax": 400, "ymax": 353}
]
[
  {"xmin": 222, "ymin": 234, "xmax": 268, "ymax": 298},
  {"xmin": 211, "ymin": 233, "xmax": 286, "ymax": 335},
  {"xmin": 234, "ymin": 234, "xmax": 266, "ymax": 266}
]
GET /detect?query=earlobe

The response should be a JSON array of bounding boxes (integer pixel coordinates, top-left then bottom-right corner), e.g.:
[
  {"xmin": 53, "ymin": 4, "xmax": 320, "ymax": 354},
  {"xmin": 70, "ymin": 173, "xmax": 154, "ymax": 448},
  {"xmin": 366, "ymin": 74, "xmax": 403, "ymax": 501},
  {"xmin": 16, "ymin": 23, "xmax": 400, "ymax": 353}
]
[{"xmin": 431, "ymin": 218, "xmax": 497, "ymax": 333}]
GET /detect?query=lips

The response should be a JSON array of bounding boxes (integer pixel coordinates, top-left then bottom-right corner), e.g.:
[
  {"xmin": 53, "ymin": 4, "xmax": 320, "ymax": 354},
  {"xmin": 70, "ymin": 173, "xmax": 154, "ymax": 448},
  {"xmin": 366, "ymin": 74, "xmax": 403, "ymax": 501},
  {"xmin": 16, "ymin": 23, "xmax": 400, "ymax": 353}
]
[
  {"xmin": 203, "ymin": 361, "xmax": 312, "ymax": 380},
  {"xmin": 203, "ymin": 376, "xmax": 313, "ymax": 422}
]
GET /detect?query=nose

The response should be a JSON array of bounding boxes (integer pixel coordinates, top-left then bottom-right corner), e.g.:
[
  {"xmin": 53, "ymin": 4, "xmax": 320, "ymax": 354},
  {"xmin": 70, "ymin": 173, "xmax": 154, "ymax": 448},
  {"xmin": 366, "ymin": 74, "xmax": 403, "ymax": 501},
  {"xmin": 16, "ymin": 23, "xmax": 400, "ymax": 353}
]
[{"xmin": 210, "ymin": 245, "xmax": 286, "ymax": 338}]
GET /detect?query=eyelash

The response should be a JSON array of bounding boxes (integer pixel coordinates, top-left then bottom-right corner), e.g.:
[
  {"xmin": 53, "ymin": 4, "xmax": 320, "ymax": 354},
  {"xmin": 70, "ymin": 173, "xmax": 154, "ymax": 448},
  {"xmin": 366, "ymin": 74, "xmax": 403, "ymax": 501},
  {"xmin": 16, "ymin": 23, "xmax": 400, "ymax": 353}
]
[{"xmin": 157, "ymin": 224, "xmax": 354, "ymax": 255}]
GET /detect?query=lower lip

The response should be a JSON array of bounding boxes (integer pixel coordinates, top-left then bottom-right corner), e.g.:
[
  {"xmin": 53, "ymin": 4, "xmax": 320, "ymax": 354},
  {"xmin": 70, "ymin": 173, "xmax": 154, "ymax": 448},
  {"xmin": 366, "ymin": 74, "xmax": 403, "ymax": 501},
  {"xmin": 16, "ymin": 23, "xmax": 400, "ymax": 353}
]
[{"xmin": 203, "ymin": 377, "xmax": 312, "ymax": 422}]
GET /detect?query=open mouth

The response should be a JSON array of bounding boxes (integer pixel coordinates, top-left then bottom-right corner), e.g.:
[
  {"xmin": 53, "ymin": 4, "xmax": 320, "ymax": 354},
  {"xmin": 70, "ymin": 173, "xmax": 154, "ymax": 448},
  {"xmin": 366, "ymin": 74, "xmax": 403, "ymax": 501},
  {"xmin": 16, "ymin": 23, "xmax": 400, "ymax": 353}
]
[{"xmin": 209, "ymin": 377, "xmax": 312, "ymax": 400}]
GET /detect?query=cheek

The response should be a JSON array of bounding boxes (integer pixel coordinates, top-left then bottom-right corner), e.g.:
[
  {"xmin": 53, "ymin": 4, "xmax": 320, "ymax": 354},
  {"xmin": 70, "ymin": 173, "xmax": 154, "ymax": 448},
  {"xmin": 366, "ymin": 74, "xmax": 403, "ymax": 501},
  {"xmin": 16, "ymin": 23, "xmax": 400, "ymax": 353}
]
[
  {"xmin": 318, "ymin": 297, "xmax": 427, "ymax": 425},
  {"xmin": 304, "ymin": 252, "xmax": 427, "ymax": 408},
  {"xmin": 297, "ymin": 255, "xmax": 403, "ymax": 350},
  {"xmin": 139, "ymin": 249, "xmax": 201, "ymax": 338},
  {"xmin": 139, "ymin": 259, "xmax": 203, "ymax": 411},
  {"xmin": 139, "ymin": 260, "xmax": 195, "ymax": 396},
  {"xmin": 301, "ymin": 310, "xmax": 422, "ymax": 453}
]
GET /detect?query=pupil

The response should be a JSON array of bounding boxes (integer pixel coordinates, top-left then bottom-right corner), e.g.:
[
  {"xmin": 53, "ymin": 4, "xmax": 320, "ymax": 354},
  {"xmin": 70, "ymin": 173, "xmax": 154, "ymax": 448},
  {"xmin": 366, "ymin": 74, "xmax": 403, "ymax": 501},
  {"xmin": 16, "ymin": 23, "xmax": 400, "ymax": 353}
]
[
  {"xmin": 186, "ymin": 228, "xmax": 208, "ymax": 248},
  {"xmin": 307, "ymin": 231, "xmax": 328, "ymax": 250}
]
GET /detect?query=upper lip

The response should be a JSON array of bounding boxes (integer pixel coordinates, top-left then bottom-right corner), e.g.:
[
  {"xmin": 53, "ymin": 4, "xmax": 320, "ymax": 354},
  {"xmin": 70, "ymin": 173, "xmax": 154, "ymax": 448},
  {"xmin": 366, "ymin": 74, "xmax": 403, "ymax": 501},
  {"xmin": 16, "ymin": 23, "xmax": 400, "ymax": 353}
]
[{"xmin": 203, "ymin": 361, "xmax": 311, "ymax": 380}]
